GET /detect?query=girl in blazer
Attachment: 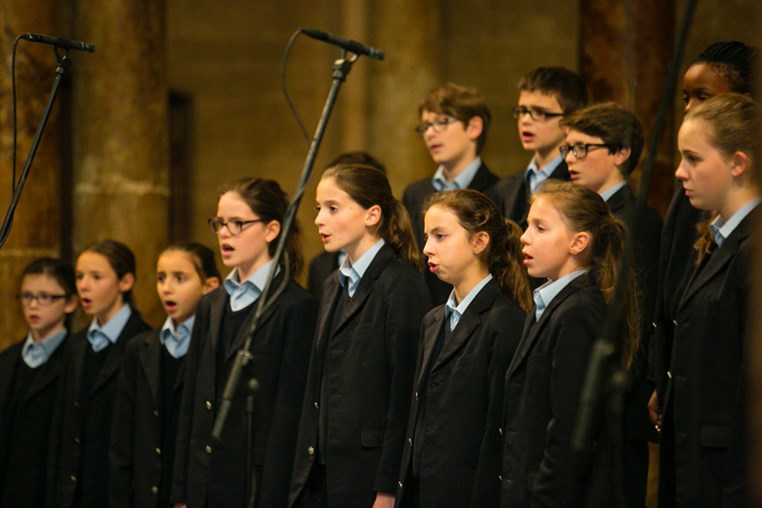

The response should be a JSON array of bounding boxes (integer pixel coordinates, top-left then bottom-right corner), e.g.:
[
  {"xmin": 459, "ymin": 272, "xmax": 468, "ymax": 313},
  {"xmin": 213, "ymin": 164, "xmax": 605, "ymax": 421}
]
[
  {"xmin": 49, "ymin": 240, "xmax": 151, "ymax": 508},
  {"xmin": 501, "ymin": 181, "xmax": 639, "ymax": 508},
  {"xmin": 289, "ymin": 164, "xmax": 431, "ymax": 508},
  {"xmin": 110, "ymin": 243, "xmax": 220, "ymax": 507},
  {"xmin": 0, "ymin": 258, "xmax": 78, "ymax": 507},
  {"xmin": 171, "ymin": 178, "xmax": 317, "ymax": 508},
  {"xmin": 395, "ymin": 189, "xmax": 531, "ymax": 508},
  {"xmin": 658, "ymin": 94, "xmax": 760, "ymax": 507}
]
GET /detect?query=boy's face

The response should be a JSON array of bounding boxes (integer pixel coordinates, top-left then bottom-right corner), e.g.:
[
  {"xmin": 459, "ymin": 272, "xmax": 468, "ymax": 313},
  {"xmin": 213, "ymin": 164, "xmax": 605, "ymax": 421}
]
[
  {"xmin": 420, "ymin": 110, "xmax": 480, "ymax": 171},
  {"xmin": 564, "ymin": 129, "xmax": 624, "ymax": 195},
  {"xmin": 516, "ymin": 91, "xmax": 566, "ymax": 159}
]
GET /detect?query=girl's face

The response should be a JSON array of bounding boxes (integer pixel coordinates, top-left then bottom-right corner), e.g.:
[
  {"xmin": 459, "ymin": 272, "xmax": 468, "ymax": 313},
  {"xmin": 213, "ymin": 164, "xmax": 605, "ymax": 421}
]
[
  {"xmin": 215, "ymin": 191, "xmax": 279, "ymax": 281},
  {"xmin": 676, "ymin": 118, "xmax": 737, "ymax": 218},
  {"xmin": 423, "ymin": 204, "xmax": 486, "ymax": 288},
  {"xmin": 521, "ymin": 196, "xmax": 587, "ymax": 281},
  {"xmin": 156, "ymin": 250, "xmax": 212, "ymax": 326},
  {"xmin": 76, "ymin": 251, "xmax": 133, "ymax": 324},
  {"xmin": 314, "ymin": 177, "xmax": 381, "ymax": 262},
  {"xmin": 20, "ymin": 274, "xmax": 77, "ymax": 341},
  {"xmin": 682, "ymin": 62, "xmax": 732, "ymax": 113}
]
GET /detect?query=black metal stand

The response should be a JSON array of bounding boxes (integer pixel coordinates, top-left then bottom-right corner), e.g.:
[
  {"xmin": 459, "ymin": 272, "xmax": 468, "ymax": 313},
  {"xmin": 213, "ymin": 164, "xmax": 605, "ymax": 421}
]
[
  {"xmin": 0, "ymin": 50, "xmax": 71, "ymax": 249},
  {"xmin": 212, "ymin": 53, "xmax": 359, "ymax": 508}
]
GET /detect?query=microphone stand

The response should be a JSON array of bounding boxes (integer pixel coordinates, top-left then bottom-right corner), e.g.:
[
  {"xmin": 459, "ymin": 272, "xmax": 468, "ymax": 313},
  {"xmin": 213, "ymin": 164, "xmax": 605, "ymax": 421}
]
[
  {"xmin": 0, "ymin": 49, "xmax": 71, "ymax": 250},
  {"xmin": 212, "ymin": 51, "xmax": 360, "ymax": 508},
  {"xmin": 571, "ymin": 1, "xmax": 698, "ymax": 506}
]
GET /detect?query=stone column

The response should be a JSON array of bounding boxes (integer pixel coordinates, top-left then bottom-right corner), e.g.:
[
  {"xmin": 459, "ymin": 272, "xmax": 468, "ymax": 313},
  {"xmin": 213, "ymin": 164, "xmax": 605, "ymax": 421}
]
[
  {"xmin": 579, "ymin": 0, "xmax": 676, "ymax": 215},
  {"xmin": 71, "ymin": 0, "xmax": 169, "ymax": 327},
  {"xmin": 0, "ymin": 3, "xmax": 63, "ymax": 350}
]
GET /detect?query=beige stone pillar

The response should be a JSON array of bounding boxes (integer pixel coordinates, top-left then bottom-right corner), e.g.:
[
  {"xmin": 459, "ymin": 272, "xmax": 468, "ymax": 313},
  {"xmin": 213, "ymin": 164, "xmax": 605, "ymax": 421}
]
[
  {"xmin": 579, "ymin": 0, "xmax": 676, "ymax": 216},
  {"xmin": 0, "ymin": 3, "xmax": 64, "ymax": 350},
  {"xmin": 71, "ymin": 0, "xmax": 168, "ymax": 327}
]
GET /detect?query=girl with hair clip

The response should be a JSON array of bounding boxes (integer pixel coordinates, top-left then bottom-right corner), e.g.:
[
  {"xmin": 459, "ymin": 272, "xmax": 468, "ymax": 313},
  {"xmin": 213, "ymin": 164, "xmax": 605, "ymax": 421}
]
[
  {"xmin": 395, "ymin": 189, "xmax": 530, "ymax": 508},
  {"xmin": 0, "ymin": 258, "xmax": 77, "ymax": 507},
  {"xmin": 110, "ymin": 242, "xmax": 221, "ymax": 508},
  {"xmin": 289, "ymin": 164, "xmax": 431, "ymax": 508},
  {"xmin": 650, "ymin": 40, "xmax": 758, "ymax": 435},
  {"xmin": 50, "ymin": 240, "xmax": 151, "ymax": 508},
  {"xmin": 171, "ymin": 178, "xmax": 318, "ymax": 508},
  {"xmin": 500, "ymin": 181, "xmax": 639, "ymax": 508},
  {"xmin": 657, "ymin": 93, "xmax": 760, "ymax": 507}
]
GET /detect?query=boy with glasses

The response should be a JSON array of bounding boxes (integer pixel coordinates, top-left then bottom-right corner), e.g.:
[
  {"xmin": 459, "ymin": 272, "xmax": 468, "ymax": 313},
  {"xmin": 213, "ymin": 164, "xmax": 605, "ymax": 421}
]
[
  {"xmin": 487, "ymin": 67, "xmax": 588, "ymax": 228},
  {"xmin": 403, "ymin": 82, "xmax": 499, "ymax": 305},
  {"xmin": 561, "ymin": 101, "xmax": 662, "ymax": 508}
]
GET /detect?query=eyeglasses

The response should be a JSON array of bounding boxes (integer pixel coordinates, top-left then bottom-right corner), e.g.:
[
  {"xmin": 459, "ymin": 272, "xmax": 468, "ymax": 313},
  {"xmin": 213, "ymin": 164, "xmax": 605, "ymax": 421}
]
[
  {"xmin": 559, "ymin": 142, "xmax": 612, "ymax": 159},
  {"xmin": 415, "ymin": 116, "xmax": 460, "ymax": 136},
  {"xmin": 512, "ymin": 106, "xmax": 564, "ymax": 122},
  {"xmin": 18, "ymin": 292, "xmax": 67, "ymax": 306},
  {"xmin": 208, "ymin": 218, "xmax": 265, "ymax": 235}
]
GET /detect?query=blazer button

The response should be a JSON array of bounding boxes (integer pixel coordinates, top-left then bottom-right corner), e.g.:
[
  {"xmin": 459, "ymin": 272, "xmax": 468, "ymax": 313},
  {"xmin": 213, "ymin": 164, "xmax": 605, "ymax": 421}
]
[
  {"xmin": 151, "ymin": 485, "xmax": 159, "ymax": 494},
  {"xmin": 314, "ymin": 401, "xmax": 319, "ymax": 410},
  {"xmin": 73, "ymin": 436, "xmax": 80, "ymax": 444},
  {"xmin": 408, "ymin": 438, "xmax": 413, "ymax": 446},
  {"xmin": 398, "ymin": 481, "xmax": 403, "ymax": 488},
  {"xmin": 153, "ymin": 410, "xmax": 159, "ymax": 417},
  {"xmin": 205, "ymin": 400, "xmax": 213, "ymax": 411},
  {"xmin": 498, "ymin": 427, "xmax": 503, "ymax": 436},
  {"xmin": 205, "ymin": 445, "xmax": 212, "ymax": 454},
  {"xmin": 70, "ymin": 474, "xmax": 77, "ymax": 483},
  {"xmin": 307, "ymin": 446, "xmax": 315, "ymax": 456},
  {"xmin": 414, "ymin": 392, "xmax": 419, "ymax": 401},
  {"xmin": 667, "ymin": 371, "xmax": 672, "ymax": 379},
  {"xmin": 155, "ymin": 447, "xmax": 161, "ymax": 455},
  {"xmin": 672, "ymin": 319, "xmax": 678, "ymax": 327},
  {"xmin": 499, "ymin": 475, "xmax": 502, "ymax": 481}
]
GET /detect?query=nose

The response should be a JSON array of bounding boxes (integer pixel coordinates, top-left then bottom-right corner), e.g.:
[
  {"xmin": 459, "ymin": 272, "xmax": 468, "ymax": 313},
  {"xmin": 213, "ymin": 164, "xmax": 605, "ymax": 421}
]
[
  {"xmin": 314, "ymin": 210, "xmax": 322, "ymax": 227},
  {"xmin": 520, "ymin": 229, "xmax": 530, "ymax": 246},
  {"xmin": 422, "ymin": 236, "xmax": 434, "ymax": 257},
  {"xmin": 675, "ymin": 161, "xmax": 688, "ymax": 181}
]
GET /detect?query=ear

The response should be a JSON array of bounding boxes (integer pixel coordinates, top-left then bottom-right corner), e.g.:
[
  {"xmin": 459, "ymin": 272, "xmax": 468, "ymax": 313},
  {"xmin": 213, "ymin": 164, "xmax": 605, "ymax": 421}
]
[
  {"xmin": 263, "ymin": 220, "xmax": 281, "ymax": 244},
  {"xmin": 612, "ymin": 147, "xmax": 632, "ymax": 168},
  {"xmin": 118, "ymin": 272, "xmax": 135, "ymax": 293},
  {"xmin": 364, "ymin": 204, "xmax": 382, "ymax": 228},
  {"xmin": 63, "ymin": 295, "xmax": 79, "ymax": 314},
  {"xmin": 470, "ymin": 231, "xmax": 490, "ymax": 256},
  {"xmin": 203, "ymin": 276, "xmax": 221, "ymax": 294},
  {"xmin": 465, "ymin": 116, "xmax": 484, "ymax": 141},
  {"xmin": 569, "ymin": 231, "xmax": 591, "ymax": 256},
  {"xmin": 729, "ymin": 150, "xmax": 750, "ymax": 178}
]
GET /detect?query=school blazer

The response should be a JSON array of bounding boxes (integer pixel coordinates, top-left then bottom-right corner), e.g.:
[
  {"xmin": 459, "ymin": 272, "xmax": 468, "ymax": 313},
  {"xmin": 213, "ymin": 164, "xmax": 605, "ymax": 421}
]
[
  {"xmin": 402, "ymin": 161, "xmax": 499, "ymax": 305},
  {"xmin": 307, "ymin": 251, "xmax": 340, "ymax": 297},
  {"xmin": 289, "ymin": 245, "xmax": 431, "ymax": 508},
  {"xmin": 501, "ymin": 272, "xmax": 614, "ymax": 508},
  {"xmin": 0, "ymin": 336, "xmax": 67, "ymax": 507},
  {"xmin": 486, "ymin": 161, "xmax": 570, "ymax": 230},
  {"xmin": 48, "ymin": 310, "xmax": 150, "ymax": 508},
  {"xmin": 662, "ymin": 208, "xmax": 756, "ymax": 507},
  {"xmin": 396, "ymin": 279, "xmax": 525, "ymax": 508},
  {"xmin": 109, "ymin": 329, "xmax": 184, "ymax": 508},
  {"xmin": 171, "ymin": 278, "xmax": 317, "ymax": 508}
]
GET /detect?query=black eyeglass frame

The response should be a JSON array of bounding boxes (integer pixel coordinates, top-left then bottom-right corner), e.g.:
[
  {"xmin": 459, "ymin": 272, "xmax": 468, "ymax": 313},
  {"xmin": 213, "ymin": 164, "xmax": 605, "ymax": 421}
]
[
  {"xmin": 208, "ymin": 218, "xmax": 266, "ymax": 235},
  {"xmin": 559, "ymin": 142, "xmax": 614, "ymax": 159},
  {"xmin": 414, "ymin": 115, "xmax": 461, "ymax": 136},
  {"xmin": 511, "ymin": 106, "xmax": 565, "ymax": 122},
  {"xmin": 17, "ymin": 292, "xmax": 68, "ymax": 306}
]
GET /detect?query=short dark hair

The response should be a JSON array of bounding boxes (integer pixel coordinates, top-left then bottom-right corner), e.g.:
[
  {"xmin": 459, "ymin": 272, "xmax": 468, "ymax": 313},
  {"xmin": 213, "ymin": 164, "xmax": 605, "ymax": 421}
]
[
  {"xmin": 326, "ymin": 151, "xmax": 386, "ymax": 174},
  {"xmin": 418, "ymin": 82, "xmax": 491, "ymax": 153},
  {"xmin": 561, "ymin": 102, "xmax": 644, "ymax": 175},
  {"xmin": 518, "ymin": 67, "xmax": 589, "ymax": 114},
  {"xmin": 692, "ymin": 41, "xmax": 759, "ymax": 98},
  {"xmin": 80, "ymin": 240, "xmax": 137, "ymax": 303}
]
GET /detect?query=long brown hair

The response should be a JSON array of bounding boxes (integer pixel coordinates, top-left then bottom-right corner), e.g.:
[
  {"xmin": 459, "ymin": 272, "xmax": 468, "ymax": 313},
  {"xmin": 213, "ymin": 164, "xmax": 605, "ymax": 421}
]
[
  {"xmin": 424, "ymin": 189, "xmax": 532, "ymax": 312},
  {"xmin": 533, "ymin": 181, "xmax": 639, "ymax": 369},
  {"xmin": 321, "ymin": 164, "xmax": 422, "ymax": 270},
  {"xmin": 218, "ymin": 178, "xmax": 304, "ymax": 277}
]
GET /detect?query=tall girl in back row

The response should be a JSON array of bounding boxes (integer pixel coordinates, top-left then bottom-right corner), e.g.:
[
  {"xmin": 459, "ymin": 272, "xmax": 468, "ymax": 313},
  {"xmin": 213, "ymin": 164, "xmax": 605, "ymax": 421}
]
[{"xmin": 290, "ymin": 164, "xmax": 430, "ymax": 508}]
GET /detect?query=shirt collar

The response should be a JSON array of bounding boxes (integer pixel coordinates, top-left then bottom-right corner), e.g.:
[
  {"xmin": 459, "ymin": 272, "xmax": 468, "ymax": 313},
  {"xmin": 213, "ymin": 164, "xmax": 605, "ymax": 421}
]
[
  {"xmin": 160, "ymin": 315, "xmax": 195, "ymax": 359},
  {"xmin": 431, "ymin": 156, "xmax": 482, "ymax": 191},
  {"xmin": 88, "ymin": 304, "xmax": 132, "ymax": 350},
  {"xmin": 445, "ymin": 274, "xmax": 493, "ymax": 331},
  {"xmin": 339, "ymin": 239, "xmax": 385, "ymax": 297},
  {"xmin": 600, "ymin": 180, "xmax": 628, "ymax": 202},
  {"xmin": 21, "ymin": 328, "xmax": 67, "ymax": 368},
  {"xmin": 709, "ymin": 198, "xmax": 761, "ymax": 247},
  {"xmin": 526, "ymin": 154, "xmax": 563, "ymax": 193},
  {"xmin": 533, "ymin": 269, "xmax": 588, "ymax": 321},
  {"xmin": 223, "ymin": 260, "xmax": 279, "ymax": 311}
]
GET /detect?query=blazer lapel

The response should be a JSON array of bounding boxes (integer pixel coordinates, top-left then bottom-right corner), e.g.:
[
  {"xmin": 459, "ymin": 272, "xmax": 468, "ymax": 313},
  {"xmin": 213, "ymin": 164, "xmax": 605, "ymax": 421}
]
[
  {"xmin": 23, "ymin": 343, "xmax": 66, "ymax": 404},
  {"xmin": 208, "ymin": 287, "xmax": 228, "ymax": 354},
  {"xmin": 90, "ymin": 312, "xmax": 144, "ymax": 397},
  {"xmin": 226, "ymin": 294, "xmax": 281, "ymax": 363},
  {"xmin": 416, "ymin": 311, "xmax": 445, "ymax": 388},
  {"xmin": 139, "ymin": 334, "xmax": 161, "ymax": 407}
]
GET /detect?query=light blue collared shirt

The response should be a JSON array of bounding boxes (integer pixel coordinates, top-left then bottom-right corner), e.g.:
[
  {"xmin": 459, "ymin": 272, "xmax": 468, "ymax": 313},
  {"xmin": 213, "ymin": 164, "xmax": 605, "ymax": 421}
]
[
  {"xmin": 600, "ymin": 180, "xmax": 628, "ymax": 203},
  {"xmin": 431, "ymin": 156, "xmax": 482, "ymax": 192},
  {"xmin": 709, "ymin": 198, "xmax": 761, "ymax": 247},
  {"xmin": 533, "ymin": 269, "xmax": 589, "ymax": 321},
  {"xmin": 338, "ymin": 239, "xmax": 385, "ymax": 298},
  {"xmin": 445, "ymin": 274, "xmax": 493, "ymax": 331},
  {"xmin": 87, "ymin": 304, "xmax": 132, "ymax": 352},
  {"xmin": 160, "ymin": 315, "xmax": 195, "ymax": 359},
  {"xmin": 21, "ymin": 328, "xmax": 67, "ymax": 368},
  {"xmin": 526, "ymin": 154, "xmax": 564, "ymax": 194},
  {"xmin": 223, "ymin": 260, "xmax": 279, "ymax": 312}
]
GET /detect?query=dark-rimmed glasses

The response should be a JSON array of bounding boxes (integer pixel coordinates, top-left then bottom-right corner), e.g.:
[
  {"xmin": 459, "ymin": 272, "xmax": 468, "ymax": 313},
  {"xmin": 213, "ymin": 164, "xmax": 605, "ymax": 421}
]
[
  {"xmin": 559, "ymin": 142, "xmax": 612, "ymax": 159},
  {"xmin": 18, "ymin": 292, "xmax": 67, "ymax": 306},
  {"xmin": 512, "ymin": 106, "xmax": 564, "ymax": 122},
  {"xmin": 415, "ymin": 116, "xmax": 460, "ymax": 136},
  {"xmin": 208, "ymin": 218, "xmax": 265, "ymax": 235}
]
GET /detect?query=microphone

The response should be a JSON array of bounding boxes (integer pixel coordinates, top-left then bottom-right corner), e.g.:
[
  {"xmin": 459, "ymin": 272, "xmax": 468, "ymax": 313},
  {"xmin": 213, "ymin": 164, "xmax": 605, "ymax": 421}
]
[
  {"xmin": 301, "ymin": 28, "xmax": 384, "ymax": 61},
  {"xmin": 21, "ymin": 33, "xmax": 96, "ymax": 53}
]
